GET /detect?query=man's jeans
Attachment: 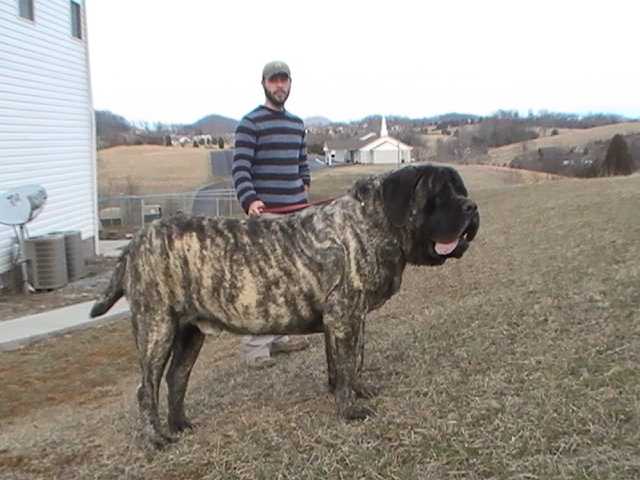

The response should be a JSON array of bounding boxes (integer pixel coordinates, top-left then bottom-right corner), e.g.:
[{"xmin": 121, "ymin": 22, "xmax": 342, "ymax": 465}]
[{"xmin": 241, "ymin": 335, "xmax": 288, "ymax": 359}]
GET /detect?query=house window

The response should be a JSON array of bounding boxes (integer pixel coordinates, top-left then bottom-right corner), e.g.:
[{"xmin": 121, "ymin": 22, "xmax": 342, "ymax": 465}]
[
  {"xmin": 18, "ymin": 0, "xmax": 34, "ymax": 20},
  {"xmin": 71, "ymin": 1, "xmax": 82, "ymax": 39}
]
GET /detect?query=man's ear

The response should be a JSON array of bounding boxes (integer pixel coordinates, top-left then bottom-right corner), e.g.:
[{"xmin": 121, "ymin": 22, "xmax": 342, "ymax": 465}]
[{"xmin": 382, "ymin": 167, "xmax": 419, "ymax": 227}]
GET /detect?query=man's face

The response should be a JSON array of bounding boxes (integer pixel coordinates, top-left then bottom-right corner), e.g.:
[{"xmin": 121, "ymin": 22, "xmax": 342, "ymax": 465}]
[{"xmin": 262, "ymin": 73, "xmax": 291, "ymax": 108}]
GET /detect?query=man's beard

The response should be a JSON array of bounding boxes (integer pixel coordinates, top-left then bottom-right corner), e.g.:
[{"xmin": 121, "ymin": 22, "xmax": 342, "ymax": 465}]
[{"xmin": 263, "ymin": 85, "xmax": 290, "ymax": 108}]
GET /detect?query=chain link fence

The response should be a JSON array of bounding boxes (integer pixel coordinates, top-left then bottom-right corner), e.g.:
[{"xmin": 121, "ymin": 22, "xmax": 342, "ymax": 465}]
[{"xmin": 98, "ymin": 188, "xmax": 243, "ymax": 230}]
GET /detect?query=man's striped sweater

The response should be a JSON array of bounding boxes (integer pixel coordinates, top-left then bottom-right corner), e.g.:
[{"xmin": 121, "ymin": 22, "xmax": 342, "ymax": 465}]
[{"xmin": 232, "ymin": 105, "xmax": 310, "ymax": 212}]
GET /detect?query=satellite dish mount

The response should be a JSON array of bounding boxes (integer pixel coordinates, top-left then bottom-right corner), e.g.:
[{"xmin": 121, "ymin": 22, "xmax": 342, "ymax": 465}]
[{"xmin": 0, "ymin": 185, "xmax": 48, "ymax": 294}]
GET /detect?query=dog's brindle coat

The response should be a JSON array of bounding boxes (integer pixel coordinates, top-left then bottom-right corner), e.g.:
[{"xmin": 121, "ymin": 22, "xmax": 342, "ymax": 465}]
[{"xmin": 91, "ymin": 164, "xmax": 479, "ymax": 447}]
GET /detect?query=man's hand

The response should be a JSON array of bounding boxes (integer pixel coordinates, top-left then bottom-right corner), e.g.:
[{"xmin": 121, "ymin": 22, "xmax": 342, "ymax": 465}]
[
  {"xmin": 304, "ymin": 184, "xmax": 310, "ymax": 193},
  {"xmin": 248, "ymin": 200, "xmax": 265, "ymax": 217}
]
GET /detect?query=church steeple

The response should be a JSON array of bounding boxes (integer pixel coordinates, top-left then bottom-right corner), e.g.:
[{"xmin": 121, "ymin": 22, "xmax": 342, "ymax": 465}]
[{"xmin": 380, "ymin": 115, "xmax": 388, "ymax": 137}]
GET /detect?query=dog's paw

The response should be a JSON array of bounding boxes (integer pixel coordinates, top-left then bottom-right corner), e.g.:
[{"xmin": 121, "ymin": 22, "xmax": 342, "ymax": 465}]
[
  {"xmin": 168, "ymin": 418, "xmax": 195, "ymax": 434},
  {"xmin": 340, "ymin": 404, "xmax": 376, "ymax": 421},
  {"xmin": 141, "ymin": 428, "xmax": 178, "ymax": 450},
  {"xmin": 353, "ymin": 382, "xmax": 380, "ymax": 399}
]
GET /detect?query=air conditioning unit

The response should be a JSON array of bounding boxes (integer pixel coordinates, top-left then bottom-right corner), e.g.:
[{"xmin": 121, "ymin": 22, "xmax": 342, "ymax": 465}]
[
  {"xmin": 24, "ymin": 234, "xmax": 68, "ymax": 290},
  {"xmin": 143, "ymin": 204, "xmax": 162, "ymax": 223},
  {"xmin": 48, "ymin": 230, "xmax": 86, "ymax": 281},
  {"xmin": 99, "ymin": 206, "xmax": 122, "ymax": 226}
]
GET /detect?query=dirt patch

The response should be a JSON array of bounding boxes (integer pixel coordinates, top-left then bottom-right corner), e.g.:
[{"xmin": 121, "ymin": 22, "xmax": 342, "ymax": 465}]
[{"xmin": 0, "ymin": 256, "xmax": 118, "ymax": 321}]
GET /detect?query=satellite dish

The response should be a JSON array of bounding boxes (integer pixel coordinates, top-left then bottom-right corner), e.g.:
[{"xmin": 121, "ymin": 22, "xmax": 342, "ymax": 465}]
[
  {"xmin": 9, "ymin": 184, "xmax": 47, "ymax": 221},
  {"xmin": 0, "ymin": 185, "xmax": 47, "ymax": 225},
  {"xmin": 0, "ymin": 190, "xmax": 32, "ymax": 225}
]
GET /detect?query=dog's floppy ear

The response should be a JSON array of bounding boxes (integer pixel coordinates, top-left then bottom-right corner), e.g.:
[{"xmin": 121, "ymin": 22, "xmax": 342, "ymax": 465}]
[
  {"xmin": 352, "ymin": 177, "xmax": 372, "ymax": 202},
  {"xmin": 382, "ymin": 166, "xmax": 420, "ymax": 227}
]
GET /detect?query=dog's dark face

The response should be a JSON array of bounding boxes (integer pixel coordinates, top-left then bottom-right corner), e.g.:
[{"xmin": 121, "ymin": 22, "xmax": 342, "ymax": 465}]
[{"xmin": 382, "ymin": 164, "xmax": 479, "ymax": 265}]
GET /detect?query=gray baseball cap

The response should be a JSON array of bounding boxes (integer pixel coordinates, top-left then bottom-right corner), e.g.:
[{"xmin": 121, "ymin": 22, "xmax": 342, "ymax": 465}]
[{"xmin": 262, "ymin": 60, "xmax": 291, "ymax": 80}]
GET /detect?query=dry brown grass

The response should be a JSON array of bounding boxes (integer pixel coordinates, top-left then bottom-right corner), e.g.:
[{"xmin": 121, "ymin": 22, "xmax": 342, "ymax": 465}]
[
  {"xmin": 310, "ymin": 163, "xmax": 559, "ymax": 201},
  {"xmin": 309, "ymin": 164, "xmax": 398, "ymax": 200},
  {"xmin": 98, "ymin": 145, "xmax": 221, "ymax": 196},
  {"xmin": 419, "ymin": 131, "xmax": 454, "ymax": 150},
  {"xmin": 2, "ymin": 166, "xmax": 640, "ymax": 479},
  {"xmin": 487, "ymin": 122, "xmax": 640, "ymax": 166}
]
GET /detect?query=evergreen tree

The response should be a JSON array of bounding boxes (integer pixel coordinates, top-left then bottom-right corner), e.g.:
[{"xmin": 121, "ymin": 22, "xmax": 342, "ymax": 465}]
[{"xmin": 601, "ymin": 134, "xmax": 634, "ymax": 176}]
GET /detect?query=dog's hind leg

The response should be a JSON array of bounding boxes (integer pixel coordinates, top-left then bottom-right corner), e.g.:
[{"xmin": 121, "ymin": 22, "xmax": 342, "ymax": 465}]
[
  {"xmin": 133, "ymin": 311, "xmax": 176, "ymax": 448},
  {"xmin": 165, "ymin": 323, "xmax": 205, "ymax": 434},
  {"xmin": 356, "ymin": 320, "xmax": 365, "ymax": 376},
  {"xmin": 324, "ymin": 327, "xmax": 337, "ymax": 393}
]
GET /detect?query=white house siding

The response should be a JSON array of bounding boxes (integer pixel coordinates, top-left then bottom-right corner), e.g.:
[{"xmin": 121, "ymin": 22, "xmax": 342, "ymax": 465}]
[
  {"xmin": 367, "ymin": 141, "xmax": 410, "ymax": 164},
  {"xmin": 371, "ymin": 149, "xmax": 399, "ymax": 164},
  {"xmin": 327, "ymin": 149, "xmax": 347, "ymax": 164},
  {"xmin": 0, "ymin": 0, "xmax": 96, "ymax": 275},
  {"xmin": 371, "ymin": 149, "xmax": 410, "ymax": 164}
]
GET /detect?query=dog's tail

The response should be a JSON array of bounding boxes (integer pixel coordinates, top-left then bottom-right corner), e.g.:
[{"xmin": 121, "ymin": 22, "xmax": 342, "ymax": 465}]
[{"xmin": 89, "ymin": 247, "xmax": 128, "ymax": 318}]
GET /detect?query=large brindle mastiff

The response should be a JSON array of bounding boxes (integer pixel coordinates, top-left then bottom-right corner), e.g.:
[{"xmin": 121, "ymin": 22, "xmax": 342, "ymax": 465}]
[{"xmin": 91, "ymin": 164, "xmax": 479, "ymax": 448}]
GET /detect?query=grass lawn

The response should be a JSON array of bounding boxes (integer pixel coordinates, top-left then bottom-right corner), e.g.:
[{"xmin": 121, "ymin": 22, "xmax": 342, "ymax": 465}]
[{"xmin": 1, "ymin": 167, "xmax": 639, "ymax": 479}]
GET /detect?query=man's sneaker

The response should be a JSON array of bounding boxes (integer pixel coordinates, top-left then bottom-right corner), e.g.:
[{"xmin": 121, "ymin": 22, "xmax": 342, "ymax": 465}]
[
  {"xmin": 245, "ymin": 356, "xmax": 277, "ymax": 369},
  {"xmin": 270, "ymin": 337, "xmax": 310, "ymax": 355}
]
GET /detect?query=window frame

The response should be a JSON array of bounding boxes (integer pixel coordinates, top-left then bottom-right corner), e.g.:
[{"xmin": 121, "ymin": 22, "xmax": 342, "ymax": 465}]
[
  {"xmin": 70, "ymin": 0, "xmax": 82, "ymax": 40},
  {"xmin": 18, "ymin": 0, "xmax": 35, "ymax": 22}
]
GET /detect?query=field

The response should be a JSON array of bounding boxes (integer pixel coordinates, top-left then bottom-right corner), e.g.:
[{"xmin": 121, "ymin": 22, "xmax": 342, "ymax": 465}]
[
  {"xmin": 2, "ymin": 165, "xmax": 639, "ymax": 479},
  {"xmin": 486, "ymin": 122, "xmax": 640, "ymax": 166},
  {"xmin": 98, "ymin": 145, "xmax": 221, "ymax": 196},
  {"xmin": 95, "ymin": 143, "xmax": 568, "ymax": 200}
]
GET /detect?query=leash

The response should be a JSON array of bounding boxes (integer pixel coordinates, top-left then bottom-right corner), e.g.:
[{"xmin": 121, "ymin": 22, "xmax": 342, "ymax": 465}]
[{"xmin": 262, "ymin": 197, "xmax": 335, "ymax": 214}]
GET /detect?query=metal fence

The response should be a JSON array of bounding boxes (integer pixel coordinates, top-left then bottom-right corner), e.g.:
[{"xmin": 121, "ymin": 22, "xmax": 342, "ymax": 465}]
[{"xmin": 98, "ymin": 189, "xmax": 243, "ymax": 229}]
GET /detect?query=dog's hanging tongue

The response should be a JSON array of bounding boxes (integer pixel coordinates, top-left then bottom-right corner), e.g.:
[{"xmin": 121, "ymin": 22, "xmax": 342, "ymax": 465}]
[{"xmin": 435, "ymin": 239, "xmax": 459, "ymax": 256}]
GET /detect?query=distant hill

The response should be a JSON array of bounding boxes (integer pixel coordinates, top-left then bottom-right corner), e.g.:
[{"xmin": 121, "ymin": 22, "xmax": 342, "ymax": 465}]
[
  {"xmin": 190, "ymin": 114, "xmax": 239, "ymax": 134},
  {"xmin": 95, "ymin": 110, "xmax": 135, "ymax": 149},
  {"xmin": 428, "ymin": 112, "xmax": 482, "ymax": 124},
  {"xmin": 95, "ymin": 110, "xmax": 131, "ymax": 136},
  {"xmin": 487, "ymin": 122, "xmax": 640, "ymax": 166},
  {"xmin": 305, "ymin": 116, "xmax": 332, "ymax": 127}
]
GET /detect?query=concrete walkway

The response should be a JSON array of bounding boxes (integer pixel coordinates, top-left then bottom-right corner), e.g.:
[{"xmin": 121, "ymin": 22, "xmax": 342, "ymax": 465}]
[
  {"xmin": 0, "ymin": 297, "xmax": 130, "ymax": 352},
  {"xmin": 99, "ymin": 239, "xmax": 130, "ymax": 257},
  {"xmin": 0, "ymin": 240, "xmax": 132, "ymax": 352}
]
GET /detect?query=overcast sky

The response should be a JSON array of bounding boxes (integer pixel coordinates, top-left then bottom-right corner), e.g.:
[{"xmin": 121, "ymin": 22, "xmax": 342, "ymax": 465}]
[{"xmin": 87, "ymin": 0, "xmax": 639, "ymax": 124}]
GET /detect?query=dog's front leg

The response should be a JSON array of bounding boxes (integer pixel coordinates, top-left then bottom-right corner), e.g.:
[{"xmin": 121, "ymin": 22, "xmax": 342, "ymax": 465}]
[
  {"xmin": 323, "ymin": 303, "xmax": 375, "ymax": 420},
  {"xmin": 326, "ymin": 319, "xmax": 377, "ymax": 400}
]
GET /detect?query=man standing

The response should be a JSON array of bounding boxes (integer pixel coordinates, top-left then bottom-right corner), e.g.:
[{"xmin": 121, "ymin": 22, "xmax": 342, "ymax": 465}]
[{"xmin": 232, "ymin": 60, "xmax": 311, "ymax": 367}]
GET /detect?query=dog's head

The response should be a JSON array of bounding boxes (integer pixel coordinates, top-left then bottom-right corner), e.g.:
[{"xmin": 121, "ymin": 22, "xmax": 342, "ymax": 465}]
[{"xmin": 377, "ymin": 164, "xmax": 479, "ymax": 266}]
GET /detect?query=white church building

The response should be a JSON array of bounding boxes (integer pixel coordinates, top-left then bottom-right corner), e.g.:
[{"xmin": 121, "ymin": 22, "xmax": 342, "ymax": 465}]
[{"xmin": 324, "ymin": 117, "xmax": 413, "ymax": 165}]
